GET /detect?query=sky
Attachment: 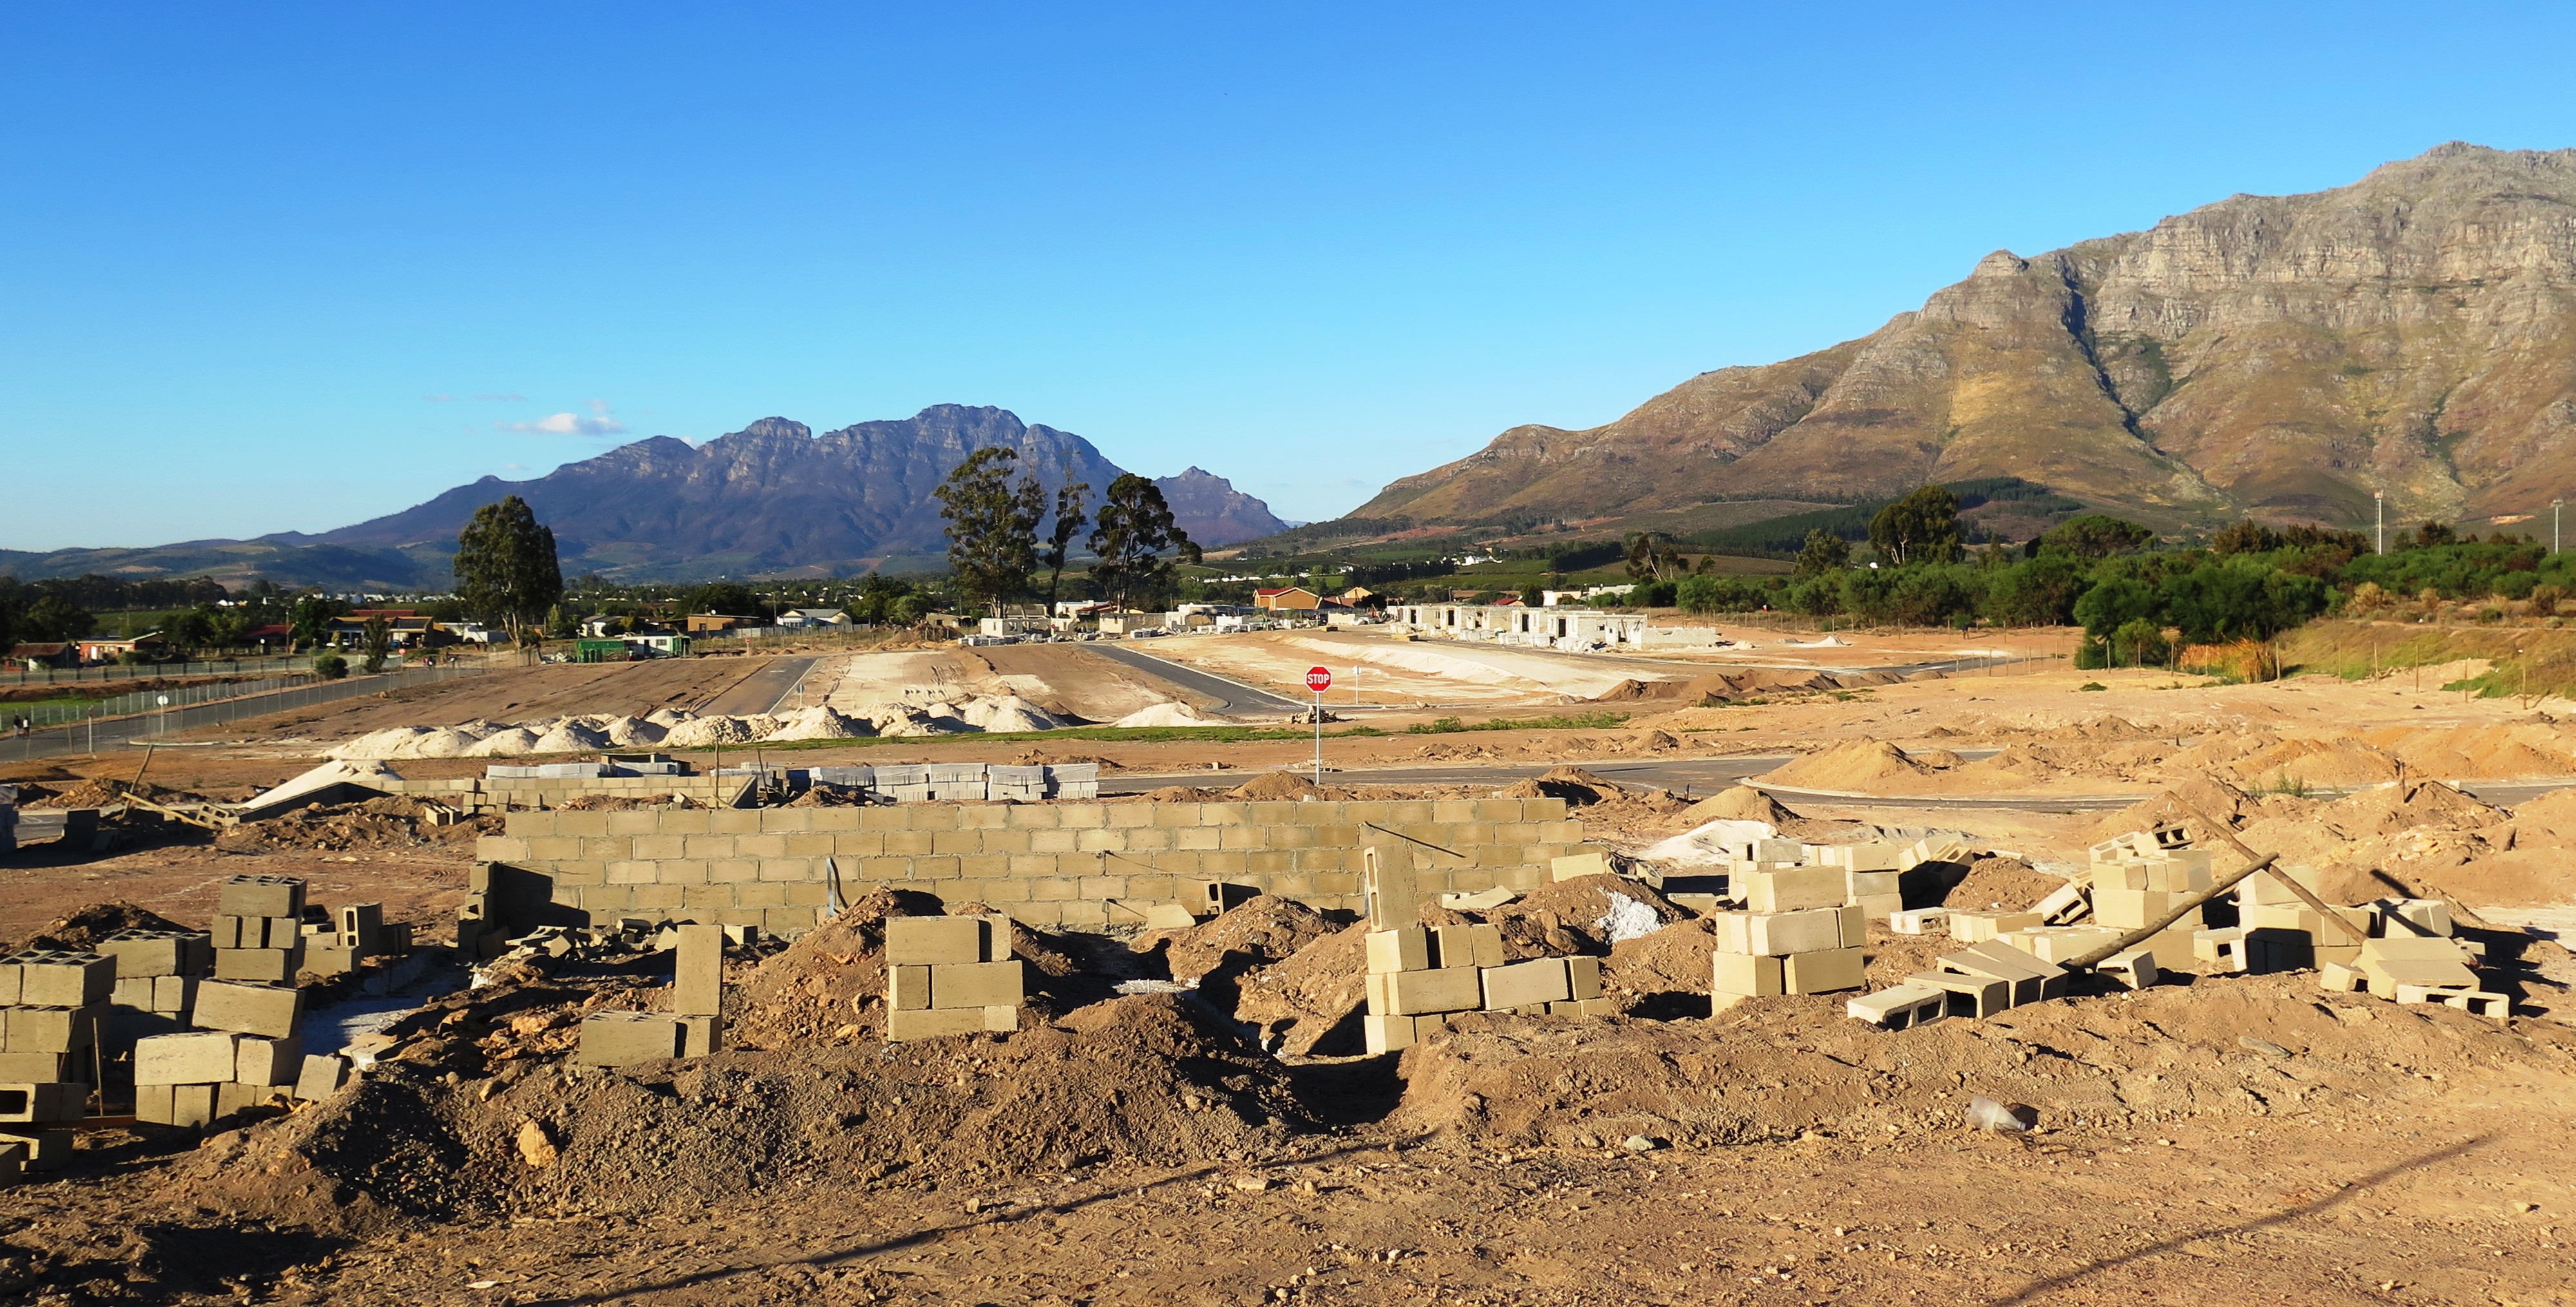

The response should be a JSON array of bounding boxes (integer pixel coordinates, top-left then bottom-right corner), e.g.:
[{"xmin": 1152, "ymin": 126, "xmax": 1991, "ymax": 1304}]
[{"xmin": 6, "ymin": 3, "xmax": 2576, "ymax": 551}]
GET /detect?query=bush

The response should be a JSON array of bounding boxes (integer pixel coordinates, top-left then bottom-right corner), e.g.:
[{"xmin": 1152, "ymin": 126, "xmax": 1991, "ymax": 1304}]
[
  {"xmin": 313, "ymin": 653, "xmax": 348, "ymax": 680},
  {"xmin": 2533, "ymin": 584, "xmax": 2566, "ymax": 618}
]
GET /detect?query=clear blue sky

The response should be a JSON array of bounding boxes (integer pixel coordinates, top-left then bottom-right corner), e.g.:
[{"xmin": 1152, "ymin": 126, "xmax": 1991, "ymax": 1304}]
[{"xmin": 6, "ymin": 3, "xmax": 2575, "ymax": 551}]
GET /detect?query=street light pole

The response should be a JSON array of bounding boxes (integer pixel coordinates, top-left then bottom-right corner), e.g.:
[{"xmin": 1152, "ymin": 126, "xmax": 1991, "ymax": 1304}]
[
  {"xmin": 2375, "ymin": 491, "xmax": 2385, "ymax": 555},
  {"xmin": 2555, "ymin": 499, "xmax": 2563, "ymax": 554}
]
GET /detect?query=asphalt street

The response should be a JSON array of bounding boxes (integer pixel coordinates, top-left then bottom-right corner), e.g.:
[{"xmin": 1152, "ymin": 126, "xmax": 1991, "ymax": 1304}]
[{"xmin": 1080, "ymin": 644, "xmax": 1308, "ymax": 715}]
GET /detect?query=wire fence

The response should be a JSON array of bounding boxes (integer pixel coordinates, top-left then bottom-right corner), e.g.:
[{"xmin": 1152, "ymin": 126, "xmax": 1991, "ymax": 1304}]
[
  {"xmin": 9, "ymin": 673, "xmax": 317, "ymax": 729},
  {"xmin": 4, "ymin": 654, "xmax": 316, "ymax": 687},
  {"xmin": 0, "ymin": 662, "xmax": 493, "ymax": 764}
]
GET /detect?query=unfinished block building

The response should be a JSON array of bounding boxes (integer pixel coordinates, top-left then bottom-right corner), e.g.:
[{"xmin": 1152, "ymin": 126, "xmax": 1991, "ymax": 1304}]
[{"xmin": 472, "ymin": 797, "xmax": 1587, "ymax": 934}]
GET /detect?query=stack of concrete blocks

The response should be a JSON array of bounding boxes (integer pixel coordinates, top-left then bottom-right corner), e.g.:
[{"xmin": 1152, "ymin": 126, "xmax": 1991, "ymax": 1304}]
[
  {"xmin": 1709, "ymin": 868, "xmax": 1867, "ymax": 998},
  {"xmin": 1361, "ymin": 840, "xmax": 1609, "ymax": 1054},
  {"xmin": 1814, "ymin": 841, "xmax": 1906, "ymax": 923},
  {"xmin": 0, "ymin": 949, "xmax": 110, "ymax": 1131},
  {"xmin": 873, "ymin": 765, "xmax": 933, "ymax": 803},
  {"xmin": 1899, "ymin": 939, "xmax": 2069, "ymax": 1020},
  {"xmin": 2317, "ymin": 905, "xmax": 2503, "ymax": 1016},
  {"xmin": 2225, "ymin": 870, "xmax": 2403, "ymax": 974},
  {"xmin": 210, "ymin": 875, "xmax": 307, "ymax": 984},
  {"xmin": 925, "ymin": 763, "xmax": 989, "ymax": 803},
  {"xmin": 574, "ymin": 921, "xmax": 728, "ymax": 1065},
  {"xmin": 97, "ymin": 928, "xmax": 212, "ymax": 1032},
  {"xmin": 1048, "ymin": 763, "xmax": 1100, "ymax": 800},
  {"xmin": 884, "ymin": 915, "xmax": 1022, "ymax": 1040},
  {"xmin": 296, "ymin": 902, "xmax": 386, "ymax": 980},
  {"xmin": 134, "ymin": 973, "xmax": 305, "ymax": 1127},
  {"xmin": 2079, "ymin": 835, "xmax": 2210, "ymax": 964},
  {"xmin": 987, "ymin": 765, "xmax": 1047, "ymax": 803}
]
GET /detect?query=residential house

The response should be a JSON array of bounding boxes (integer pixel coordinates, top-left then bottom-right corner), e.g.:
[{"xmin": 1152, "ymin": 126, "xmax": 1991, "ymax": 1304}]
[
  {"xmin": 1253, "ymin": 586, "xmax": 1321, "ymax": 611},
  {"xmin": 685, "ymin": 613, "xmax": 762, "ymax": 634},
  {"xmin": 76, "ymin": 634, "xmax": 166, "ymax": 663},
  {"xmin": 777, "ymin": 608, "xmax": 851, "ymax": 628},
  {"xmin": 7, "ymin": 643, "xmax": 76, "ymax": 671}
]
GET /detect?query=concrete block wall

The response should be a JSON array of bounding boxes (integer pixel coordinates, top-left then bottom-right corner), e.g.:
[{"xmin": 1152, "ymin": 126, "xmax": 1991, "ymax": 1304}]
[
  {"xmin": 381, "ymin": 775, "xmax": 753, "ymax": 812},
  {"xmin": 473, "ymin": 797, "xmax": 1582, "ymax": 933}
]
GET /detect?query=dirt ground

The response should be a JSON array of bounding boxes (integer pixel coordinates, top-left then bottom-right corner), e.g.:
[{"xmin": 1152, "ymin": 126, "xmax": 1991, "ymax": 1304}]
[{"xmin": 14, "ymin": 626, "xmax": 2576, "ymax": 1304}]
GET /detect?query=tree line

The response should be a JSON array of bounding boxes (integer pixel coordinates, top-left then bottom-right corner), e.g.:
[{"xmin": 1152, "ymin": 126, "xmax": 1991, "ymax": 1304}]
[{"xmin": 934, "ymin": 449, "xmax": 1200, "ymax": 613}]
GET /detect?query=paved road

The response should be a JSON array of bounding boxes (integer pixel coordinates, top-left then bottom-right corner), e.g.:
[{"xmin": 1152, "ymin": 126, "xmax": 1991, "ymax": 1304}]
[
  {"xmin": 1082, "ymin": 644, "xmax": 1307, "ymax": 716},
  {"xmin": 697, "ymin": 656, "xmax": 822, "ymax": 717}
]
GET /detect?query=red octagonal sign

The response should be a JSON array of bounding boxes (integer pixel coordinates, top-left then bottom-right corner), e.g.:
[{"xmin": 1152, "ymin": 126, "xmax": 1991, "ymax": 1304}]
[{"xmin": 1305, "ymin": 666, "xmax": 1333, "ymax": 692}]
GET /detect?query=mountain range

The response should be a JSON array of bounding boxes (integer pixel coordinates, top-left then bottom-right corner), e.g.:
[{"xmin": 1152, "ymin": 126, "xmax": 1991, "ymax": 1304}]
[
  {"xmin": 1356, "ymin": 143, "xmax": 2576, "ymax": 538},
  {"xmin": 0, "ymin": 406, "xmax": 1287, "ymax": 588}
]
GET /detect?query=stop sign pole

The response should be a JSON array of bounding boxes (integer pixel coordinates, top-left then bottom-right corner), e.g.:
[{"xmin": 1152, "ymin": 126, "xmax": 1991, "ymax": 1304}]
[{"xmin": 1305, "ymin": 666, "xmax": 1332, "ymax": 783}]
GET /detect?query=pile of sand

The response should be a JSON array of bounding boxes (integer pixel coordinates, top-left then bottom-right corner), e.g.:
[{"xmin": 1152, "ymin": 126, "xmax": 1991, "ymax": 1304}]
[
  {"xmin": 960, "ymin": 694, "xmax": 1065, "ymax": 732},
  {"xmin": 597, "ymin": 716, "xmax": 668, "ymax": 746},
  {"xmin": 762, "ymin": 706, "xmax": 875, "ymax": 741},
  {"xmin": 529, "ymin": 720, "xmax": 612, "ymax": 754},
  {"xmin": 1677, "ymin": 785, "xmax": 1792, "ymax": 825},
  {"xmin": 463, "ymin": 727, "xmax": 544, "ymax": 757},
  {"xmin": 1229, "ymin": 770, "xmax": 1329, "ymax": 801},
  {"xmin": 327, "ymin": 725, "xmax": 497, "ymax": 759},
  {"xmin": 1113, "ymin": 703, "xmax": 1223, "ymax": 728},
  {"xmin": 217, "ymin": 795, "xmax": 475, "ymax": 854},
  {"xmin": 645, "ymin": 707, "xmax": 695, "ymax": 727},
  {"xmin": 1757, "ymin": 740, "xmax": 1932, "ymax": 792},
  {"xmin": 661, "ymin": 715, "xmax": 766, "ymax": 747},
  {"xmin": 869, "ymin": 703, "xmax": 973, "ymax": 737}
]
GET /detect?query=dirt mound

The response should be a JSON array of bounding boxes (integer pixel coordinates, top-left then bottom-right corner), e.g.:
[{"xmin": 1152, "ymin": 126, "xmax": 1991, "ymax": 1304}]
[
  {"xmin": 194, "ymin": 993, "xmax": 1307, "ymax": 1231},
  {"xmin": 5, "ymin": 900, "xmax": 191, "ymax": 954},
  {"xmin": 215, "ymin": 795, "xmax": 471, "ymax": 853},
  {"xmin": 17, "ymin": 777, "xmax": 198, "ymax": 809},
  {"xmin": 1385, "ymin": 974, "xmax": 2562, "ymax": 1151},
  {"xmin": 1486, "ymin": 875, "xmax": 1683, "ymax": 959},
  {"xmin": 2092, "ymin": 773, "xmax": 2254, "ymax": 841},
  {"xmin": 1148, "ymin": 895, "xmax": 1338, "ymax": 984},
  {"xmin": 1938, "ymin": 856, "xmax": 2065, "ymax": 911},
  {"xmin": 1495, "ymin": 765, "xmax": 1624, "ymax": 805},
  {"xmin": 1229, "ymin": 770, "xmax": 1329, "ymax": 801},
  {"xmin": 728, "ymin": 890, "xmax": 1095, "ymax": 1050},
  {"xmin": 556, "ymin": 792, "xmax": 701, "ymax": 811},
  {"xmin": 1135, "ymin": 785, "xmax": 1224, "ymax": 802},
  {"xmin": 1602, "ymin": 918, "xmax": 1720, "ymax": 1002},
  {"xmin": 2321, "ymin": 779, "xmax": 2502, "ymax": 839},
  {"xmin": 1112, "ymin": 703, "xmax": 1222, "ymax": 728},
  {"xmin": 781, "ymin": 783, "xmax": 871, "ymax": 807},
  {"xmin": 1677, "ymin": 785, "xmax": 1792, "ymax": 825},
  {"xmin": 763, "ymin": 706, "xmax": 875, "ymax": 741},
  {"xmin": 1758, "ymin": 740, "xmax": 1931, "ymax": 792},
  {"xmin": 1233, "ymin": 919, "xmax": 1372, "ymax": 1055}
]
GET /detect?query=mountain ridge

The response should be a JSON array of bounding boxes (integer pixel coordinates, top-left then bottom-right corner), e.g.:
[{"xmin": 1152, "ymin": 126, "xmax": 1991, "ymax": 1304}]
[
  {"xmin": 1353, "ymin": 143, "xmax": 2576, "ymax": 537},
  {"xmin": 1, "ymin": 405, "xmax": 1286, "ymax": 587}
]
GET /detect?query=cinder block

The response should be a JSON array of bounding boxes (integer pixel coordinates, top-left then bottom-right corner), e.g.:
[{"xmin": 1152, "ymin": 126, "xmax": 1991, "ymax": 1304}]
[
  {"xmin": 1367, "ymin": 927, "xmax": 1430, "ymax": 975},
  {"xmin": 1848, "ymin": 983, "xmax": 1946, "ymax": 1029},
  {"xmin": 217, "ymin": 875, "xmax": 305, "ymax": 919},
  {"xmin": 0, "ymin": 1129, "xmax": 72, "ymax": 1173},
  {"xmin": 929, "ymin": 960, "xmax": 1023, "ymax": 1009},
  {"xmin": 214, "ymin": 948, "xmax": 303, "ymax": 984},
  {"xmin": 293, "ymin": 1054, "xmax": 351, "ymax": 1101},
  {"xmin": 2099, "ymin": 948, "xmax": 2158, "ymax": 989},
  {"xmin": 14, "ymin": 953, "xmax": 113, "ymax": 1007},
  {"xmin": 96, "ymin": 931, "xmax": 209, "ymax": 979},
  {"xmin": 673, "ymin": 924, "xmax": 724, "ymax": 1017},
  {"xmin": 886, "ymin": 1007, "xmax": 994, "ymax": 1040},
  {"xmin": 679, "ymin": 1013, "xmax": 723, "ymax": 1057},
  {"xmin": 336, "ymin": 903, "xmax": 384, "ymax": 955},
  {"xmin": 235, "ymin": 1036, "xmax": 304, "ymax": 1087},
  {"xmin": 301, "ymin": 945, "xmax": 359, "ymax": 979},
  {"xmin": 1783, "ymin": 946, "xmax": 1865, "ymax": 995},
  {"xmin": 5, "ymin": 1005, "xmax": 102, "ymax": 1055},
  {"xmin": 1711, "ymin": 951, "xmax": 1783, "ymax": 997},
  {"xmin": 192, "ymin": 982, "xmax": 304, "ymax": 1039},
  {"xmin": 1908, "ymin": 971, "xmax": 2012, "ymax": 1018},
  {"xmin": 1852, "ymin": 893, "xmax": 1904, "ymax": 922},
  {"xmin": 1551, "ymin": 850, "xmax": 1610, "ymax": 881},
  {"xmin": 112, "ymin": 975, "xmax": 154, "ymax": 1009},
  {"xmin": 1845, "ymin": 870, "xmax": 1900, "ymax": 901},
  {"xmin": 1937, "ymin": 940, "xmax": 2066, "ymax": 1006},
  {"xmin": 0, "ymin": 1083, "xmax": 84, "ymax": 1124},
  {"xmin": 577, "ymin": 1011, "xmax": 685, "ymax": 1066},
  {"xmin": 1889, "ymin": 907, "xmax": 1949, "ymax": 935},
  {"xmin": 1480, "ymin": 959, "xmax": 1573, "ymax": 1011},
  {"xmin": 1363, "ymin": 1012, "xmax": 1417, "ymax": 1055},
  {"xmin": 0, "ymin": 1053, "xmax": 72, "ymax": 1083},
  {"xmin": 1742, "ymin": 868, "xmax": 1844, "ymax": 913},
  {"xmin": 2090, "ymin": 888, "xmax": 2176, "ymax": 931},
  {"xmin": 1566, "ymin": 955, "xmax": 1601, "ymax": 1000},
  {"xmin": 1367, "ymin": 966, "xmax": 1482, "ymax": 1016},
  {"xmin": 215, "ymin": 1082, "xmax": 287, "ymax": 1120},
  {"xmin": 135, "ymin": 1033, "xmax": 240, "ymax": 1086},
  {"xmin": 884, "ymin": 916, "xmax": 983, "ymax": 966}
]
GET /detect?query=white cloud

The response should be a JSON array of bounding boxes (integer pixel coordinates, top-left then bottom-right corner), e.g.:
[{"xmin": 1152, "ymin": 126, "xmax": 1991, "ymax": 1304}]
[
  {"xmin": 424, "ymin": 393, "xmax": 455, "ymax": 403},
  {"xmin": 502, "ymin": 407, "xmax": 628, "ymax": 436},
  {"xmin": 473, "ymin": 392, "xmax": 527, "ymax": 402}
]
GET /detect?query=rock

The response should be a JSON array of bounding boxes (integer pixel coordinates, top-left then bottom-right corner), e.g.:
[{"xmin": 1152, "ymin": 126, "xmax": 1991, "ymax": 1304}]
[
  {"xmin": 515, "ymin": 1120, "xmax": 558, "ymax": 1169},
  {"xmin": 1965, "ymin": 1096, "xmax": 2038, "ymax": 1134},
  {"xmin": 1621, "ymin": 1134, "xmax": 1665, "ymax": 1153}
]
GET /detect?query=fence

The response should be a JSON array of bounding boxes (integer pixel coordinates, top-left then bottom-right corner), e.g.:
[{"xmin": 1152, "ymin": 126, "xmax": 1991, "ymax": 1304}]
[
  {"xmin": 12, "ymin": 673, "xmax": 318, "ymax": 729},
  {"xmin": 0, "ymin": 661, "xmax": 492, "ymax": 764},
  {"xmin": 4, "ymin": 654, "xmax": 315, "ymax": 687}
]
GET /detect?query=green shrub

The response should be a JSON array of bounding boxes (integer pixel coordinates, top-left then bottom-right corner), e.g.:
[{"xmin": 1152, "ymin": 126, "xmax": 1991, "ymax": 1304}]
[{"xmin": 314, "ymin": 653, "xmax": 348, "ymax": 680}]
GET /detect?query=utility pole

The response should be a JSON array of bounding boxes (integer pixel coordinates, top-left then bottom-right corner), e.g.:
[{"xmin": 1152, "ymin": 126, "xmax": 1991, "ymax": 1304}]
[
  {"xmin": 2375, "ymin": 491, "xmax": 2385, "ymax": 555},
  {"xmin": 2555, "ymin": 499, "xmax": 2563, "ymax": 554}
]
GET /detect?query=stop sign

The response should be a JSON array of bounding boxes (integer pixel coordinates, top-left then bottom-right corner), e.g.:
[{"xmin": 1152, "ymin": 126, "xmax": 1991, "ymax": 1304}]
[{"xmin": 1305, "ymin": 666, "xmax": 1333, "ymax": 692}]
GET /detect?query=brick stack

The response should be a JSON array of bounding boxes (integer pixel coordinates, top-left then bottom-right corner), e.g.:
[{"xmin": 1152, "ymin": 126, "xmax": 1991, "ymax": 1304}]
[
  {"xmin": 1709, "ymin": 868, "xmax": 1868, "ymax": 998},
  {"xmin": 576, "ymin": 922, "xmax": 729, "ymax": 1065},
  {"xmin": 296, "ymin": 902, "xmax": 394, "ymax": 979},
  {"xmin": 883, "ymin": 915, "xmax": 1022, "ymax": 1040},
  {"xmin": 210, "ymin": 875, "xmax": 307, "ymax": 984},
  {"xmin": 130, "ymin": 877, "xmax": 311, "ymax": 1126},
  {"xmin": 1359, "ymin": 920, "xmax": 1609, "ymax": 1054},
  {"xmin": 2309, "ymin": 898, "xmax": 2501, "ymax": 1016},
  {"xmin": 0, "ymin": 949, "xmax": 111, "ymax": 1132},
  {"xmin": 987, "ymin": 765, "xmax": 1047, "ymax": 803},
  {"xmin": 98, "ymin": 928, "xmax": 213, "ymax": 1031}
]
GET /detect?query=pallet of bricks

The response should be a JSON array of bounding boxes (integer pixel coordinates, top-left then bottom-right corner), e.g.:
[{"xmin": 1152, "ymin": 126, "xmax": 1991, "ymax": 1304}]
[
  {"xmin": 1362, "ymin": 842, "xmax": 1609, "ymax": 1054},
  {"xmin": 0, "ymin": 943, "xmax": 114, "ymax": 1178},
  {"xmin": 131, "ymin": 877, "xmax": 355, "ymax": 1127},
  {"xmin": 882, "ymin": 915, "xmax": 1024, "ymax": 1040}
]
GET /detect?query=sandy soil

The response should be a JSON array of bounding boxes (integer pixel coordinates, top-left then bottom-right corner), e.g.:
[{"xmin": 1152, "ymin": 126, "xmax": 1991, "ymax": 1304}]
[{"xmin": 813, "ymin": 646, "xmax": 1201, "ymax": 723}]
